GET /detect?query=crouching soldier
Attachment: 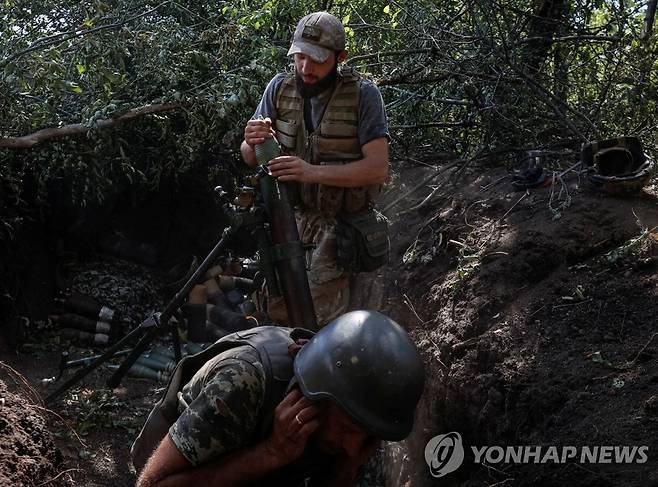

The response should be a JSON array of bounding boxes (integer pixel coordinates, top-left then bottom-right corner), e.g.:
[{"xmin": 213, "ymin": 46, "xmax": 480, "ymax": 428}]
[{"xmin": 132, "ymin": 310, "xmax": 424, "ymax": 486}]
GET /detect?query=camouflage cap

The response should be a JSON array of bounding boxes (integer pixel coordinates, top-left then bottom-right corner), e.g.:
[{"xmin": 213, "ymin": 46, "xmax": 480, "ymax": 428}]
[{"xmin": 287, "ymin": 11, "xmax": 346, "ymax": 63}]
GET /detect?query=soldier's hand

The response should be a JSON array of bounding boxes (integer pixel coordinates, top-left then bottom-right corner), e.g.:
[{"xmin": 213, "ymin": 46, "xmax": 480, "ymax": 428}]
[
  {"xmin": 244, "ymin": 118, "xmax": 275, "ymax": 147},
  {"xmin": 268, "ymin": 155, "xmax": 318, "ymax": 183},
  {"xmin": 263, "ymin": 388, "xmax": 324, "ymax": 466}
]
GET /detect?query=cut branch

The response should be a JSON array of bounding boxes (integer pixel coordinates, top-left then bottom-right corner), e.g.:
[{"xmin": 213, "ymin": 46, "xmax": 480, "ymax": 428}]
[{"xmin": 0, "ymin": 103, "xmax": 182, "ymax": 149}]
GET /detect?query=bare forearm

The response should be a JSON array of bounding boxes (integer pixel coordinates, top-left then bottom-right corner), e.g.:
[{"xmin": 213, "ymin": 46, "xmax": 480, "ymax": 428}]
[
  {"xmin": 138, "ymin": 441, "xmax": 283, "ymax": 487},
  {"xmin": 312, "ymin": 137, "xmax": 389, "ymax": 187},
  {"xmin": 312, "ymin": 156, "xmax": 388, "ymax": 187}
]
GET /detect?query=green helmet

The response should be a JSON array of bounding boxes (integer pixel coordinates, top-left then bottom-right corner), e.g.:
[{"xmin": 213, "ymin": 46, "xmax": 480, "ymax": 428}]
[
  {"xmin": 294, "ymin": 310, "xmax": 424, "ymax": 441},
  {"xmin": 582, "ymin": 136, "xmax": 655, "ymax": 194}
]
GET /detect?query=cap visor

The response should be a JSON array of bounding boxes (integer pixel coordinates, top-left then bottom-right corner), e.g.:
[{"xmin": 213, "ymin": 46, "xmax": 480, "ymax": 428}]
[{"xmin": 287, "ymin": 40, "xmax": 332, "ymax": 63}]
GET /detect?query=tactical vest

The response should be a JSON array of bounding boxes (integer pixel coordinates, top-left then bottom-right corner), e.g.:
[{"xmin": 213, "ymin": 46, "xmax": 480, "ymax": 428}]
[
  {"xmin": 274, "ymin": 67, "xmax": 380, "ymax": 215},
  {"xmin": 130, "ymin": 326, "xmax": 314, "ymax": 474}
]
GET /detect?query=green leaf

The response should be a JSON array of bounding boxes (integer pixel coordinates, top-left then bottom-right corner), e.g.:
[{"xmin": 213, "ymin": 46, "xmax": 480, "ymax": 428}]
[
  {"xmin": 383, "ymin": 5, "xmax": 390, "ymax": 14},
  {"xmin": 66, "ymin": 81, "xmax": 83, "ymax": 93},
  {"xmin": 342, "ymin": 14, "xmax": 350, "ymax": 25},
  {"xmin": 76, "ymin": 64, "xmax": 86, "ymax": 74}
]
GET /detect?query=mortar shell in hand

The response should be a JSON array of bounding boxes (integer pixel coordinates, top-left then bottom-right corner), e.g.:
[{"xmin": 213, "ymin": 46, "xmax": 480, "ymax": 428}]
[{"xmin": 254, "ymin": 137, "xmax": 280, "ymax": 166}]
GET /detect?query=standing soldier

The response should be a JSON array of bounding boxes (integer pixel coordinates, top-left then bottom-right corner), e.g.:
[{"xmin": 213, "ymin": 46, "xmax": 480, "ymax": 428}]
[{"xmin": 241, "ymin": 12, "xmax": 390, "ymax": 326}]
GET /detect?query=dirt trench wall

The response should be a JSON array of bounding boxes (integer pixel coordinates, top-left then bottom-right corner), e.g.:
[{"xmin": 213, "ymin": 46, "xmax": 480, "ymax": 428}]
[
  {"xmin": 0, "ymin": 378, "xmax": 68, "ymax": 486},
  {"xmin": 380, "ymin": 166, "xmax": 658, "ymax": 487}
]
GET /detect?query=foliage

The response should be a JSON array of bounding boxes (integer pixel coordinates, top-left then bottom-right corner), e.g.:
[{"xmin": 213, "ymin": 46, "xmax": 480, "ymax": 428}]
[{"xmin": 1, "ymin": 0, "xmax": 657, "ymax": 307}]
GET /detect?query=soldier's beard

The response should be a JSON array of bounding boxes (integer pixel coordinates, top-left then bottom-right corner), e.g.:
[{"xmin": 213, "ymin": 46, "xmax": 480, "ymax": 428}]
[{"xmin": 295, "ymin": 65, "xmax": 338, "ymax": 99}]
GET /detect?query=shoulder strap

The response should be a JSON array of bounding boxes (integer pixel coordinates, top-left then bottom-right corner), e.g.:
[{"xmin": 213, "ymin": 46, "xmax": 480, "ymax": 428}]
[
  {"xmin": 276, "ymin": 72, "xmax": 302, "ymax": 113},
  {"xmin": 320, "ymin": 67, "xmax": 360, "ymax": 127},
  {"xmin": 247, "ymin": 327, "xmax": 315, "ymax": 439}
]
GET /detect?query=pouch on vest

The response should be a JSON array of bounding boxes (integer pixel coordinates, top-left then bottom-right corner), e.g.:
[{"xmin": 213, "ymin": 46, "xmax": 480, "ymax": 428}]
[
  {"xmin": 314, "ymin": 161, "xmax": 345, "ymax": 215},
  {"xmin": 335, "ymin": 208, "xmax": 390, "ymax": 273}
]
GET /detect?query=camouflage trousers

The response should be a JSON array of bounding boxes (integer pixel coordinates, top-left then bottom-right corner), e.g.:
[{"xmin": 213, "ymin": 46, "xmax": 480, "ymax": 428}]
[{"xmin": 268, "ymin": 209, "xmax": 349, "ymax": 327}]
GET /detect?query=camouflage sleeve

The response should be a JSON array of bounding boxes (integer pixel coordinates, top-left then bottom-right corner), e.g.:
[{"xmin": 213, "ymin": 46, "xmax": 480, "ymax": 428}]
[{"xmin": 169, "ymin": 358, "xmax": 266, "ymax": 466}]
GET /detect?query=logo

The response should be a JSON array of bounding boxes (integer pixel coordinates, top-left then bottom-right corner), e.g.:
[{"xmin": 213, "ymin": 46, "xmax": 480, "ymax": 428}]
[
  {"xmin": 424, "ymin": 431, "xmax": 649, "ymax": 478},
  {"xmin": 424, "ymin": 432, "xmax": 465, "ymax": 478}
]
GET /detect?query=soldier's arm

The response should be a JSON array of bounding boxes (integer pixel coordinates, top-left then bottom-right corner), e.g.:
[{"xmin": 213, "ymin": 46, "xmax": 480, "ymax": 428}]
[
  {"xmin": 138, "ymin": 388, "xmax": 323, "ymax": 486},
  {"xmin": 268, "ymin": 136, "xmax": 389, "ymax": 187},
  {"xmin": 135, "ymin": 433, "xmax": 286, "ymax": 487},
  {"xmin": 136, "ymin": 359, "xmax": 324, "ymax": 487}
]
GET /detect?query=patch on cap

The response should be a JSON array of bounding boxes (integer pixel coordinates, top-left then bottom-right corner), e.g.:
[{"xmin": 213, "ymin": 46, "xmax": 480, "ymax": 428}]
[{"xmin": 302, "ymin": 25, "xmax": 321, "ymax": 42}]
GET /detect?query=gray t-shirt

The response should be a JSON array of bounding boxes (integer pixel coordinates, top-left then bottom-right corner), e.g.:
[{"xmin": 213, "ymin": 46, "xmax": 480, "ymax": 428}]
[{"xmin": 252, "ymin": 72, "xmax": 389, "ymax": 147}]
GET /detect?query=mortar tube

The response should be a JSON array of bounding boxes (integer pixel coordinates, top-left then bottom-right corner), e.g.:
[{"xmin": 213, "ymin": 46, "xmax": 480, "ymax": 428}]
[{"xmin": 256, "ymin": 155, "xmax": 317, "ymax": 329}]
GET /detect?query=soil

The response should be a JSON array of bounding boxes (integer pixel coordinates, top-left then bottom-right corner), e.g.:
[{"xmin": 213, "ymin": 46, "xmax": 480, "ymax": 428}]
[
  {"xmin": 381, "ymin": 163, "xmax": 658, "ymax": 486},
  {"xmin": 0, "ymin": 376, "xmax": 65, "ymax": 486},
  {"xmin": 1, "ymin": 160, "xmax": 657, "ymax": 486}
]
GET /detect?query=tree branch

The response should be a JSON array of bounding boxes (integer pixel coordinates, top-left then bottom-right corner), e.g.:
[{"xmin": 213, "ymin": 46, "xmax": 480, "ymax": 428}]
[
  {"xmin": 519, "ymin": 34, "xmax": 622, "ymax": 43},
  {"xmin": 389, "ymin": 121, "xmax": 475, "ymax": 129},
  {"xmin": 0, "ymin": 102, "xmax": 182, "ymax": 149},
  {"xmin": 517, "ymin": 68, "xmax": 600, "ymax": 140},
  {"xmin": 642, "ymin": 0, "xmax": 658, "ymax": 40},
  {"xmin": 347, "ymin": 48, "xmax": 435, "ymax": 64}
]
